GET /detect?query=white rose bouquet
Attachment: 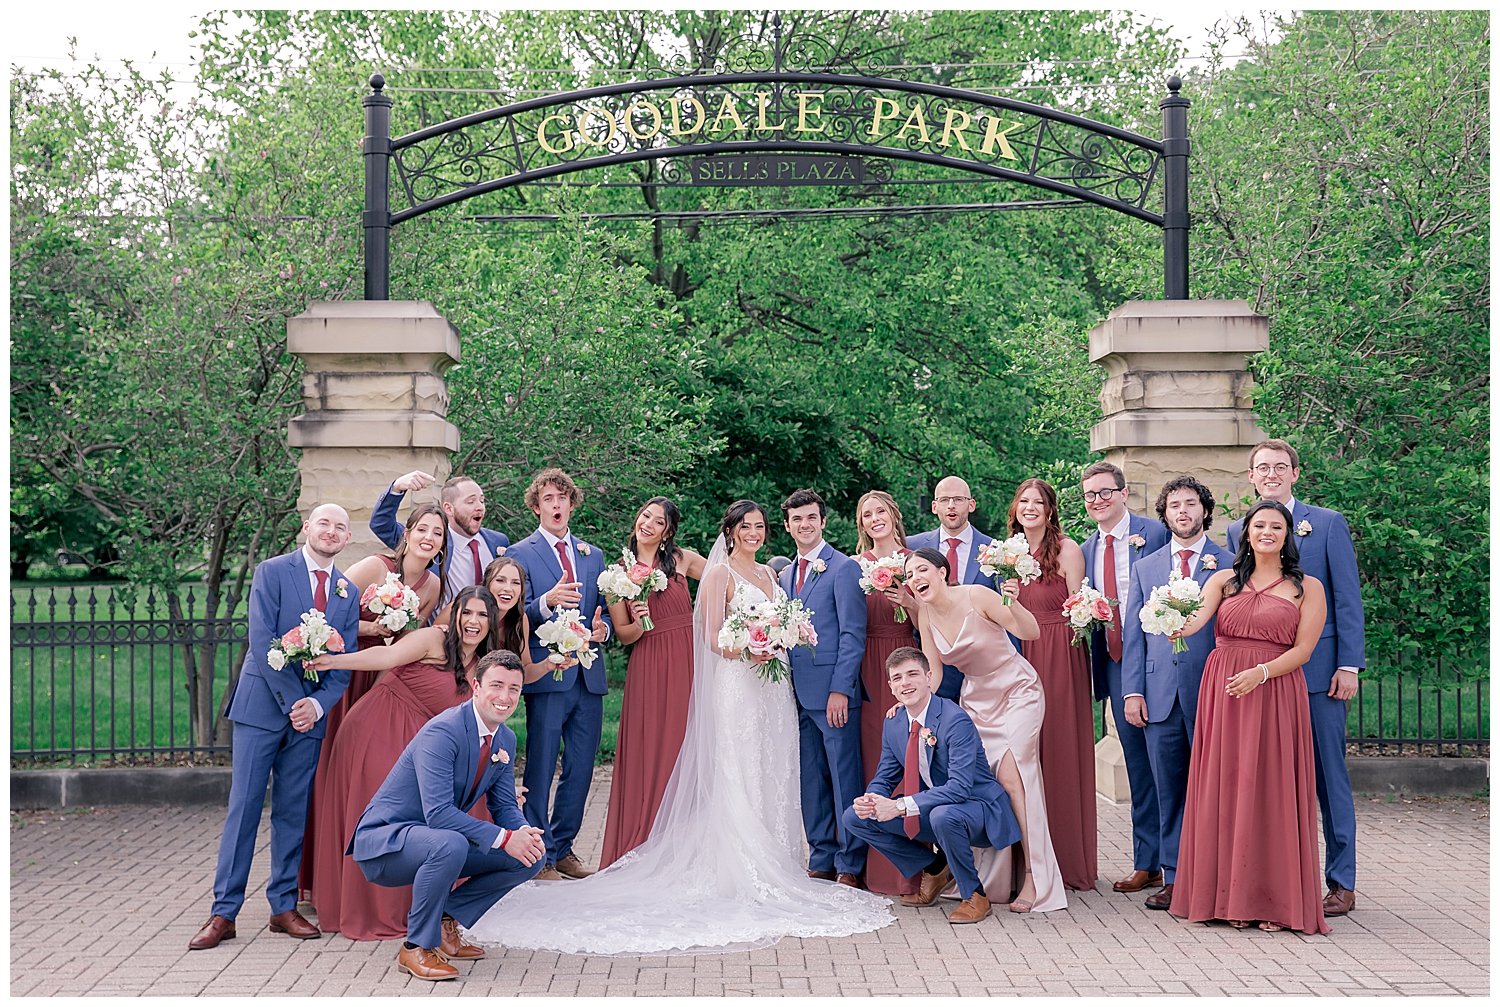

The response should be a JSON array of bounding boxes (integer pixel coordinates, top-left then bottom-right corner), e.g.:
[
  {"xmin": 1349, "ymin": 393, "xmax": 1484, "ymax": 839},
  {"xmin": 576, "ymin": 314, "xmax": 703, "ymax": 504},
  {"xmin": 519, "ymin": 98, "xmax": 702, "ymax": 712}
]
[
  {"xmin": 358, "ymin": 571, "xmax": 422, "ymax": 635},
  {"xmin": 1138, "ymin": 571, "xmax": 1204, "ymax": 653},
  {"xmin": 1059, "ymin": 578, "xmax": 1115, "ymax": 647},
  {"xmin": 717, "ymin": 587, "xmax": 818, "ymax": 683},
  {"xmin": 536, "ymin": 607, "xmax": 597, "ymax": 679},
  {"xmin": 856, "ymin": 554, "xmax": 910, "ymax": 622},
  {"xmin": 596, "ymin": 549, "xmax": 670, "ymax": 631},
  {"xmin": 267, "ymin": 609, "xmax": 348, "ymax": 683},
  {"xmin": 976, "ymin": 534, "xmax": 1043, "ymax": 604}
]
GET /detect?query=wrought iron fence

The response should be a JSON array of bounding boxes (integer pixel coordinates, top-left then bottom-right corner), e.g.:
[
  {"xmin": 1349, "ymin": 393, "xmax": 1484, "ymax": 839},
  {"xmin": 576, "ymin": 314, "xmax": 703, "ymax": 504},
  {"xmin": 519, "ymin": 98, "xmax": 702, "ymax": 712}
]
[
  {"xmin": 9, "ymin": 583, "xmax": 1490, "ymax": 765},
  {"xmin": 11, "ymin": 584, "xmax": 246, "ymax": 765}
]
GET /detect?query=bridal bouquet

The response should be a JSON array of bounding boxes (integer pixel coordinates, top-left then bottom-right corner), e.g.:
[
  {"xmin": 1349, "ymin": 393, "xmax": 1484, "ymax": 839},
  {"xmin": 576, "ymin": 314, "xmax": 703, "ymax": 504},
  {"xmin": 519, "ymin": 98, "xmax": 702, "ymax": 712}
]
[
  {"xmin": 536, "ymin": 607, "xmax": 597, "ymax": 679},
  {"xmin": 975, "ymin": 534, "xmax": 1042, "ymax": 604},
  {"xmin": 596, "ymin": 549, "xmax": 669, "ymax": 631},
  {"xmin": 267, "ymin": 610, "xmax": 347, "ymax": 683},
  {"xmin": 717, "ymin": 590, "xmax": 817, "ymax": 684},
  {"xmin": 1059, "ymin": 578, "xmax": 1114, "ymax": 647},
  {"xmin": 359, "ymin": 571, "xmax": 422, "ymax": 635},
  {"xmin": 856, "ymin": 554, "xmax": 909, "ymax": 622},
  {"xmin": 1138, "ymin": 572, "xmax": 1203, "ymax": 653}
]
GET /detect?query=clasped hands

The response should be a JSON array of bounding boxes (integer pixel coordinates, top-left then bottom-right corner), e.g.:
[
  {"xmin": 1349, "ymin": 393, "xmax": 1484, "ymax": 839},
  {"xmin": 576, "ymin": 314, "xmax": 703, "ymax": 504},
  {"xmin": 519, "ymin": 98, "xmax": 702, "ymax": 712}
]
[
  {"xmin": 852, "ymin": 793, "xmax": 904, "ymax": 822},
  {"xmin": 288, "ymin": 697, "xmax": 319, "ymax": 733},
  {"xmin": 502, "ymin": 824, "xmax": 547, "ymax": 866}
]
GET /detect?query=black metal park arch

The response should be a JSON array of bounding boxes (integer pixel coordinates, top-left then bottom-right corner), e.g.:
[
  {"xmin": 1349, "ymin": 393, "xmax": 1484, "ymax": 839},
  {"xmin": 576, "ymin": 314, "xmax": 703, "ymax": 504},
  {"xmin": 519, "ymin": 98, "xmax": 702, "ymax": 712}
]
[{"xmin": 361, "ymin": 25, "xmax": 1190, "ymax": 300}]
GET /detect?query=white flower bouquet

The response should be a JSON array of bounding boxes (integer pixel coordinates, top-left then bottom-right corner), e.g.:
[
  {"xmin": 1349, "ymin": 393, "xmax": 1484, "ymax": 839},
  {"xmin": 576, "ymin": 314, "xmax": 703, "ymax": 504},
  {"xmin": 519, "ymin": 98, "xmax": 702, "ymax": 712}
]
[
  {"xmin": 596, "ymin": 549, "xmax": 670, "ymax": 631},
  {"xmin": 267, "ymin": 609, "xmax": 347, "ymax": 683},
  {"xmin": 976, "ymin": 534, "xmax": 1042, "ymax": 603},
  {"xmin": 359, "ymin": 571, "xmax": 422, "ymax": 634},
  {"xmin": 1138, "ymin": 571, "xmax": 1204, "ymax": 653},
  {"xmin": 536, "ymin": 607, "xmax": 597, "ymax": 679},
  {"xmin": 717, "ymin": 587, "xmax": 818, "ymax": 683}
]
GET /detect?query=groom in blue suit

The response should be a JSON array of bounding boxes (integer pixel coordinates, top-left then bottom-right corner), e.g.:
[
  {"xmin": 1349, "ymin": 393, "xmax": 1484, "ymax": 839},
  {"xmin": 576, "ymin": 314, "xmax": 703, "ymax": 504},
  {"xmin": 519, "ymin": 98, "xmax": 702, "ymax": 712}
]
[
  {"xmin": 843, "ymin": 647, "xmax": 1021, "ymax": 923},
  {"xmin": 189, "ymin": 504, "xmax": 360, "ymax": 950},
  {"xmin": 509, "ymin": 468, "xmax": 611, "ymax": 881},
  {"xmin": 1122, "ymin": 476, "xmax": 1233, "ymax": 910},
  {"xmin": 907, "ymin": 475, "xmax": 999, "ymax": 700},
  {"xmin": 1227, "ymin": 438, "xmax": 1365, "ymax": 917},
  {"xmin": 1080, "ymin": 460, "xmax": 1170, "ymax": 894},
  {"xmin": 351, "ymin": 650, "xmax": 544, "ymax": 981},
  {"xmin": 779, "ymin": 488, "xmax": 868, "ymax": 886}
]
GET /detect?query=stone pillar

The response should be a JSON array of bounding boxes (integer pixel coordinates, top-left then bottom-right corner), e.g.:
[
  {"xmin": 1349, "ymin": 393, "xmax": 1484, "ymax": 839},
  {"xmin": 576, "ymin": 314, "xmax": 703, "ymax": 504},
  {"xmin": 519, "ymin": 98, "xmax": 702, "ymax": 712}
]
[
  {"xmin": 287, "ymin": 301, "xmax": 460, "ymax": 565},
  {"xmin": 1089, "ymin": 299, "xmax": 1269, "ymax": 801}
]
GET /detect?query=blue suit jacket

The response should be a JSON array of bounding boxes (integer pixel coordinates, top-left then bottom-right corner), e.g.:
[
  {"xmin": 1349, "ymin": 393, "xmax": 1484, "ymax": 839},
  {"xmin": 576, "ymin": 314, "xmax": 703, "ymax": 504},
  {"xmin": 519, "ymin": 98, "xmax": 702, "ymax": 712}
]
[
  {"xmin": 224, "ymin": 549, "xmax": 359, "ymax": 739},
  {"xmin": 778, "ymin": 543, "xmax": 867, "ymax": 711},
  {"xmin": 868, "ymin": 696, "xmax": 1021, "ymax": 850},
  {"xmin": 1082, "ymin": 512, "xmax": 1171, "ymax": 701},
  {"xmin": 369, "ymin": 482, "xmax": 510, "ymax": 561},
  {"xmin": 1122, "ymin": 538, "xmax": 1234, "ymax": 725},
  {"xmin": 509, "ymin": 530, "xmax": 612, "ymax": 696},
  {"xmin": 1228, "ymin": 500, "xmax": 1366, "ymax": 691},
  {"xmin": 907, "ymin": 527, "xmax": 998, "ymax": 699},
  {"xmin": 349, "ymin": 700, "xmax": 528, "ymax": 861}
]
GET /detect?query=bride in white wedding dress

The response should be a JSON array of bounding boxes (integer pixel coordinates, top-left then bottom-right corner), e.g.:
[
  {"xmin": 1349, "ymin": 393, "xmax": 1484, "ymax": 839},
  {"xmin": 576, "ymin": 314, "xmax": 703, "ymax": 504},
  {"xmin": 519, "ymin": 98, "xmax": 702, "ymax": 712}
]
[{"xmin": 463, "ymin": 500, "xmax": 893, "ymax": 955}]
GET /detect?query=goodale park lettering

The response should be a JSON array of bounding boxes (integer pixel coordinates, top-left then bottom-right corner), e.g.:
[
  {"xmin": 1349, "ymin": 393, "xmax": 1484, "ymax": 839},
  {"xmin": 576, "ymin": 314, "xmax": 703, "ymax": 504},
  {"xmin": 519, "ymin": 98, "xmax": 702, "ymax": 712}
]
[
  {"xmin": 689, "ymin": 155, "xmax": 865, "ymax": 186},
  {"xmin": 535, "ymin": 89, "xmax": 1026, "ymax": 161}
]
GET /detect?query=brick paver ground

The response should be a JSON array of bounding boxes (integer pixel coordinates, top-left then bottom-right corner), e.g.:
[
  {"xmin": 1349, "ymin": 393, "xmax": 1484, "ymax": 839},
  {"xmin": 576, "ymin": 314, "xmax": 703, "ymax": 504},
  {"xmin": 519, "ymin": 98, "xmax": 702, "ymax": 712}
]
[{"xmin": 10, "ymin": 769, "xmax": 1488, "ymax": 996}]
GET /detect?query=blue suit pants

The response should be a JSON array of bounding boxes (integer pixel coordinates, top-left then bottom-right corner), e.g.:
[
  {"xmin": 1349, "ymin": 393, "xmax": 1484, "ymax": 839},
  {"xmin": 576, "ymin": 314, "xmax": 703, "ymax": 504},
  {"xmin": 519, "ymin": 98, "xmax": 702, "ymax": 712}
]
[
  {"xmin": 841, "ymin": 804, "xmax": 993, "ymax": 900},
  {"xmin": 1107, "ymin": 657, "xmax": 1160, "ymax": 872},
  {"xmin": 521, "ymin": 683, "xmax": 603, "ymax": 865},
  {"xmin": 1142, "ymin": 699, "xmax": 1193, "ymax": 884},
  {"xmin": 798, "ymin": 704, "xmax": 867, "ymax": 875},
  {"xmin": 1308, "ymin": 690, "xmax": 1356, "ymax": 889}
]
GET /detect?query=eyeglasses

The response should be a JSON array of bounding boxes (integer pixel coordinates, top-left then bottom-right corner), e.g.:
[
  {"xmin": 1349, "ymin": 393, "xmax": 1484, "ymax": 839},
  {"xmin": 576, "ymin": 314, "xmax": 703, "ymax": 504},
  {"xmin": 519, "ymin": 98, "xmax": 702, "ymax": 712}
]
[
  {"xmin": 934, "ymin": 495, "xmax": 971, "ymax": 506},
  {"xmin": 1082, "ymin": 488, "xmax": 1122, "ymax": 503},
  {"xmin": 1252, "ymin": 463, "xmax": 1294, "ymax": 476}
]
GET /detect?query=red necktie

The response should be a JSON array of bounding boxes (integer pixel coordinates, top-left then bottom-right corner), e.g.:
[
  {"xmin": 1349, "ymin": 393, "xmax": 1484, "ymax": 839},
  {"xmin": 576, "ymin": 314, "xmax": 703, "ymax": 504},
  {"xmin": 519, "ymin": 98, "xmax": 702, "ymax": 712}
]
[
  {"xmin": 555, "ymin": 541, "xmax": 576, "ymax": 583},
  {"xmin": 1179, "ymin": 549, "xmax": 1193, "ymax": 578},
  {"xmin": 313, "ymin": 570, "xmax": 329, "ymax": 613},
  {"xmin": 468, "ymin": 539, "xmax": 483, "ymax": 584},
  {"xmin": 944, "ymin": 538, "xmax": 960, "ymax": 585},
  {"xmin": 1102, "ymin": 535, "xmax": 1122, "ymax": 661},
  {"xmin": 467, "ymin": 733, "xmax": 492, "ymax": 806},
  {"xmin": 795, "ymin": 558, "xmax": 809, "ymax": 593},
  {"xmin": 902, "ymin": 720, "xmax": 922, "ymax": 839}
]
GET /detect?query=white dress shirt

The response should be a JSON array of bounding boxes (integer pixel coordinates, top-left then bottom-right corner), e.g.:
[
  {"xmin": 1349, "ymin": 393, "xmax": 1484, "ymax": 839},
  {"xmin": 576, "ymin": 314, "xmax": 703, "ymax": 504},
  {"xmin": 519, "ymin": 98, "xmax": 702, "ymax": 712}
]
[
  {"xmin": 900, "ymin": 699, "xmax": 935, "ymax": 817},
  {"xmin": 298, "ymin": 545, "xmax": 335, "ymax": 720},
  {"xmin": 534, "ymin": 527, "xmax": 578, "ymax": 620},
  {"xmin": 937, "ymin": 524, "xmax": 974, "ymax": 582},
  {"xmin": 1093, "ymin": 512, "xmax": 1133, "ymax": 604},
  {"xmin": 468, "ymin": 699, "xmax": 511, "ymax": 850},
  {"xmin": 1171, "ymin": 534, "xmax": 1208, "ymax": 578},
  {"xmin": 447, "ymin": 528, "xmax": 497, "ymax": 608},
  {"xmin": 795, "ymin": 540, "xmax": 829, "ymax": 587}
]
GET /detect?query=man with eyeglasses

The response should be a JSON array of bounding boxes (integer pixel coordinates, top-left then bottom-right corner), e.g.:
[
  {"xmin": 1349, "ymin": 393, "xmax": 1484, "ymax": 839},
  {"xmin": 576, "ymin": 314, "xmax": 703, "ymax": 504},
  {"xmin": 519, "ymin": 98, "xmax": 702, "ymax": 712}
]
[
  {"xmin": 907, "ymin": 475, "xmax": 999, "ymax": 701},
  {"xmin": 1079, "ymin": 461, "xmax": 1169, "ymax": 896},
  {"xmin": 1226, "ymin": 438, "xmax": 1365, "ymax": 917}
]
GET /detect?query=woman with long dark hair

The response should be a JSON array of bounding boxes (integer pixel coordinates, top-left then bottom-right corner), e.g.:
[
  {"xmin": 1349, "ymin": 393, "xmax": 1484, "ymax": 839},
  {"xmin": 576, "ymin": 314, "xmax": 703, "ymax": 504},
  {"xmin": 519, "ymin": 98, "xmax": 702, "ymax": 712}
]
[
  {"xmin": 304, "ymin": 584, "xmax": 565, "ymax": 940},
  {"xmin": 600, "ymin": 497, "xmax": 708, "ymax": 867},
  {"xmin": 1168, "ymin": 499, "xmax": 1330, "ymax": 934},
  {"xmin": 1006, "ymin": 478, "xmax": 1096, "ymax": 891}
]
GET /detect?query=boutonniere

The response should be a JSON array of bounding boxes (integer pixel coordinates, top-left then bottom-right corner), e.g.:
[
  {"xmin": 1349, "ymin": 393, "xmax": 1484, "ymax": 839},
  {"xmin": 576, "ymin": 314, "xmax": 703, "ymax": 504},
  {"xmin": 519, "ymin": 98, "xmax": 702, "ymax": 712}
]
[
  {"xmin": 1128, "ymin": 535, "xmax": 1146, "ymax": 551},
  {"xmin": 1295, "ymin": 520, "xmax": 1312, "ymax": 537},
  {"xmin": 810, "ymin": 558, "xmax": 827, "ymax": 575},
  {"xmin": 492, "ymin": 748, "xmax": 509, "ymax": 765},
  {"xmin": 334, "ymin": 578, "xmax": 349, "ymax": 599},
  {"xmin": 920, "ymin": 727, "xmax": 937, "ymax": 748},
  {"xmin": 577, "ymin": 542, "xmax": 592, "ymax": 557},
  {"xmin": 1200, "ymin": 554, "xmax": 1218, "ymax": 570}
]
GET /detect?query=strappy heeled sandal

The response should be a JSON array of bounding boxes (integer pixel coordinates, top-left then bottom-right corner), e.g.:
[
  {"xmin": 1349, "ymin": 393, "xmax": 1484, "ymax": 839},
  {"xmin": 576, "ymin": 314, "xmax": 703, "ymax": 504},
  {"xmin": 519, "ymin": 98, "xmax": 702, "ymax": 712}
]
[
  {"xmin": 1258, "ymin": 920, "xmax": 1285, "ymax": 932},
  {"xmin": 1228, "ymin": 919, "xmax": 1253, "ymax": 929},
  {"xmin": 1009, "ymin": 872, "xmax": 1036, "ymax": 913}
]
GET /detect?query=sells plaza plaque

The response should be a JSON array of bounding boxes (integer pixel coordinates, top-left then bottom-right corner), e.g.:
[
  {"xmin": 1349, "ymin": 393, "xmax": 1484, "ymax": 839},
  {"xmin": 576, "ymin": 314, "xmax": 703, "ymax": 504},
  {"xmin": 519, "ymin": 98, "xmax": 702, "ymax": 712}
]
[{"xmin": 688, "ymin": 155, "xmax": 866, "ymax": 186}]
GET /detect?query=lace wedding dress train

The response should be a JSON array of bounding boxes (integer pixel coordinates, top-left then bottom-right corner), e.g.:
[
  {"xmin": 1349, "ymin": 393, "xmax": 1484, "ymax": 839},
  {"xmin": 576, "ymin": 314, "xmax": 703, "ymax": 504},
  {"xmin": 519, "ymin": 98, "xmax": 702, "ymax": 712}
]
[{"xmin": 462, "ymin": 539, "xmax": 893, "ymax": 955}]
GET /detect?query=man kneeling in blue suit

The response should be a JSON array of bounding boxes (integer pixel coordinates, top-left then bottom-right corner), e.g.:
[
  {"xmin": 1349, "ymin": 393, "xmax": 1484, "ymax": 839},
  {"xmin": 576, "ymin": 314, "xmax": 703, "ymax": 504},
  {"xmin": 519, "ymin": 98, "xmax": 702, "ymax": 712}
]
[
  {"xmin": 843, "ymin": 647, "xmax": 1021, "ymax": 924},
  {"xmin": 350, "ymin": 650, "xmax": 544, "ymax": 981}
]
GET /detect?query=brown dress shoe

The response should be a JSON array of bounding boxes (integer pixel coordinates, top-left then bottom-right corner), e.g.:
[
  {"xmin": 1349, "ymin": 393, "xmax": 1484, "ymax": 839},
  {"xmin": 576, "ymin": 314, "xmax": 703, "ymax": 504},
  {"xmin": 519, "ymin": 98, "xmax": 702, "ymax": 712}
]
[
  {"xmin": 535, "ymin": 865, "xmax": 564, "ymax": 881},
  {"xmin": 1112, "ymin": 869, "xmax": 1164, "ymax": 893},
  {"xmin": 900, "ymin": 865, "xmax": 954, "ymax": 907},
  {"xmin": 440, "ymin": 916, "xmax": 486, "ymax": 960},
  {"xmin": 836, "ymin": 872, "xmax": 866, "ymax": 890},
  {"xmin": 188, "ymin": 914, "xmax": 236, "ymax": 950},
  {"xmin": 555, "ymin": 853, "xmax": 595, "ymax": 879},
  {"xmin": 268, "ymin": 909, "xmax": 321, "ymax": 939},
  {"xmin": 1323, "ymin": 884, "xmax": 1356, "ymax": 916},
  {"xmin": 806, "ymin": 869, "xmax": 837, "ymax": 881},
  {"xmin": 1144, "ymin": 883, "xmax": 1175, "ymax": 910},
  {"xmin": 396, "ymin": 945, "xmax": 459, "ymax": 981},
  {"xmin": 948, "ymin": 892, "xmax": 992, "ymax": 924}
]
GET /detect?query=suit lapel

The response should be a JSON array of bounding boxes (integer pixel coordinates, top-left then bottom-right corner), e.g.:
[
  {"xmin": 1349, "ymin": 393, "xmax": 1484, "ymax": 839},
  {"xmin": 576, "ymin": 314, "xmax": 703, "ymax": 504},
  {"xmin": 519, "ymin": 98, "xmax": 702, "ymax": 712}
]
[
  {"xmin": 923, "ymin": 700, "xmax": 943, "ymax": 786},
  {"xmin": 288, "ymin": 548, "xmax": 316, "ymax": 615},
  {"xmin": 963, "ymin": 534, "xmax": 985, "ymax": 586},
  {"xmin": 529, "ymin": 531, "xmax": 565, "ymax": 583},
  {"xmin": 1082, "ymin": 530, "xmax": 1099, "ymax": 584},
  {"xmin": 457, "ymin": 703, "xmax": 481, "ymax": 805}
]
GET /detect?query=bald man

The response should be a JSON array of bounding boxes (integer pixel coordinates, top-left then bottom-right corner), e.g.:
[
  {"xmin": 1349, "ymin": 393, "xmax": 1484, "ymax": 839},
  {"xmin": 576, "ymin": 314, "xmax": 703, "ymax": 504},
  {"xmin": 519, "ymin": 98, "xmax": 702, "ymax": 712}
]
[
  {"xmin": 907, "ymin": 476, "xmax": 1000, "ymax": 700},
  {"xmin": 190, "ymin": 505, "xmax": 362, "ymax": 950}
]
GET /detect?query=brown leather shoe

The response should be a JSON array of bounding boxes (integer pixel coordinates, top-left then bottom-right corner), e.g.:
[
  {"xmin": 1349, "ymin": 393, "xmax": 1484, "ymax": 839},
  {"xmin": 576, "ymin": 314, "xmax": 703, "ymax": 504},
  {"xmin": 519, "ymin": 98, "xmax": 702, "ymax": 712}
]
[
  {"xmin": 535, "ymin": 865, "xmax": 564, "ymax": 881},
  {"xmin": 396, "ymin": 945, "xmax": 459, "ymax": 981},
  {"xmin": 900, "ymin": 865, "xmax": 954, "ymax": 907},
  {"xmin": 1323, "ymin": 884, "xmax": 1356, "ymax": 916},
  {"xmin": 1144, "ymin": 883, "xmax": 1174, "ymax": 910},
  {"xmin": 440, "ymin": 916, "xmax": 486, "ymax": 960},
  {"xmin": 555, "ymin": 853, "xmax": 595, "ymax": 879},
  {"xmin": 188, "ymin": 914, "xmax": 236, "ymax": 950},
  {"xmin": 1112, "ymin": 869, "xmax": 1164, "ymax": 893},
  {"xmin": 836, "ymin": 872, "xmax": 865, "ymax": 890},
  {"xmin": 806, "ymin": 869, "xmax": 837, "ymax": 881},
  {"xmin": 948, "ymin": 892, "xmax": 992, "ymax": 924},
  {"xmin": 268, "ymin": 909, "xmax": 321, "ymax": 939}
]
